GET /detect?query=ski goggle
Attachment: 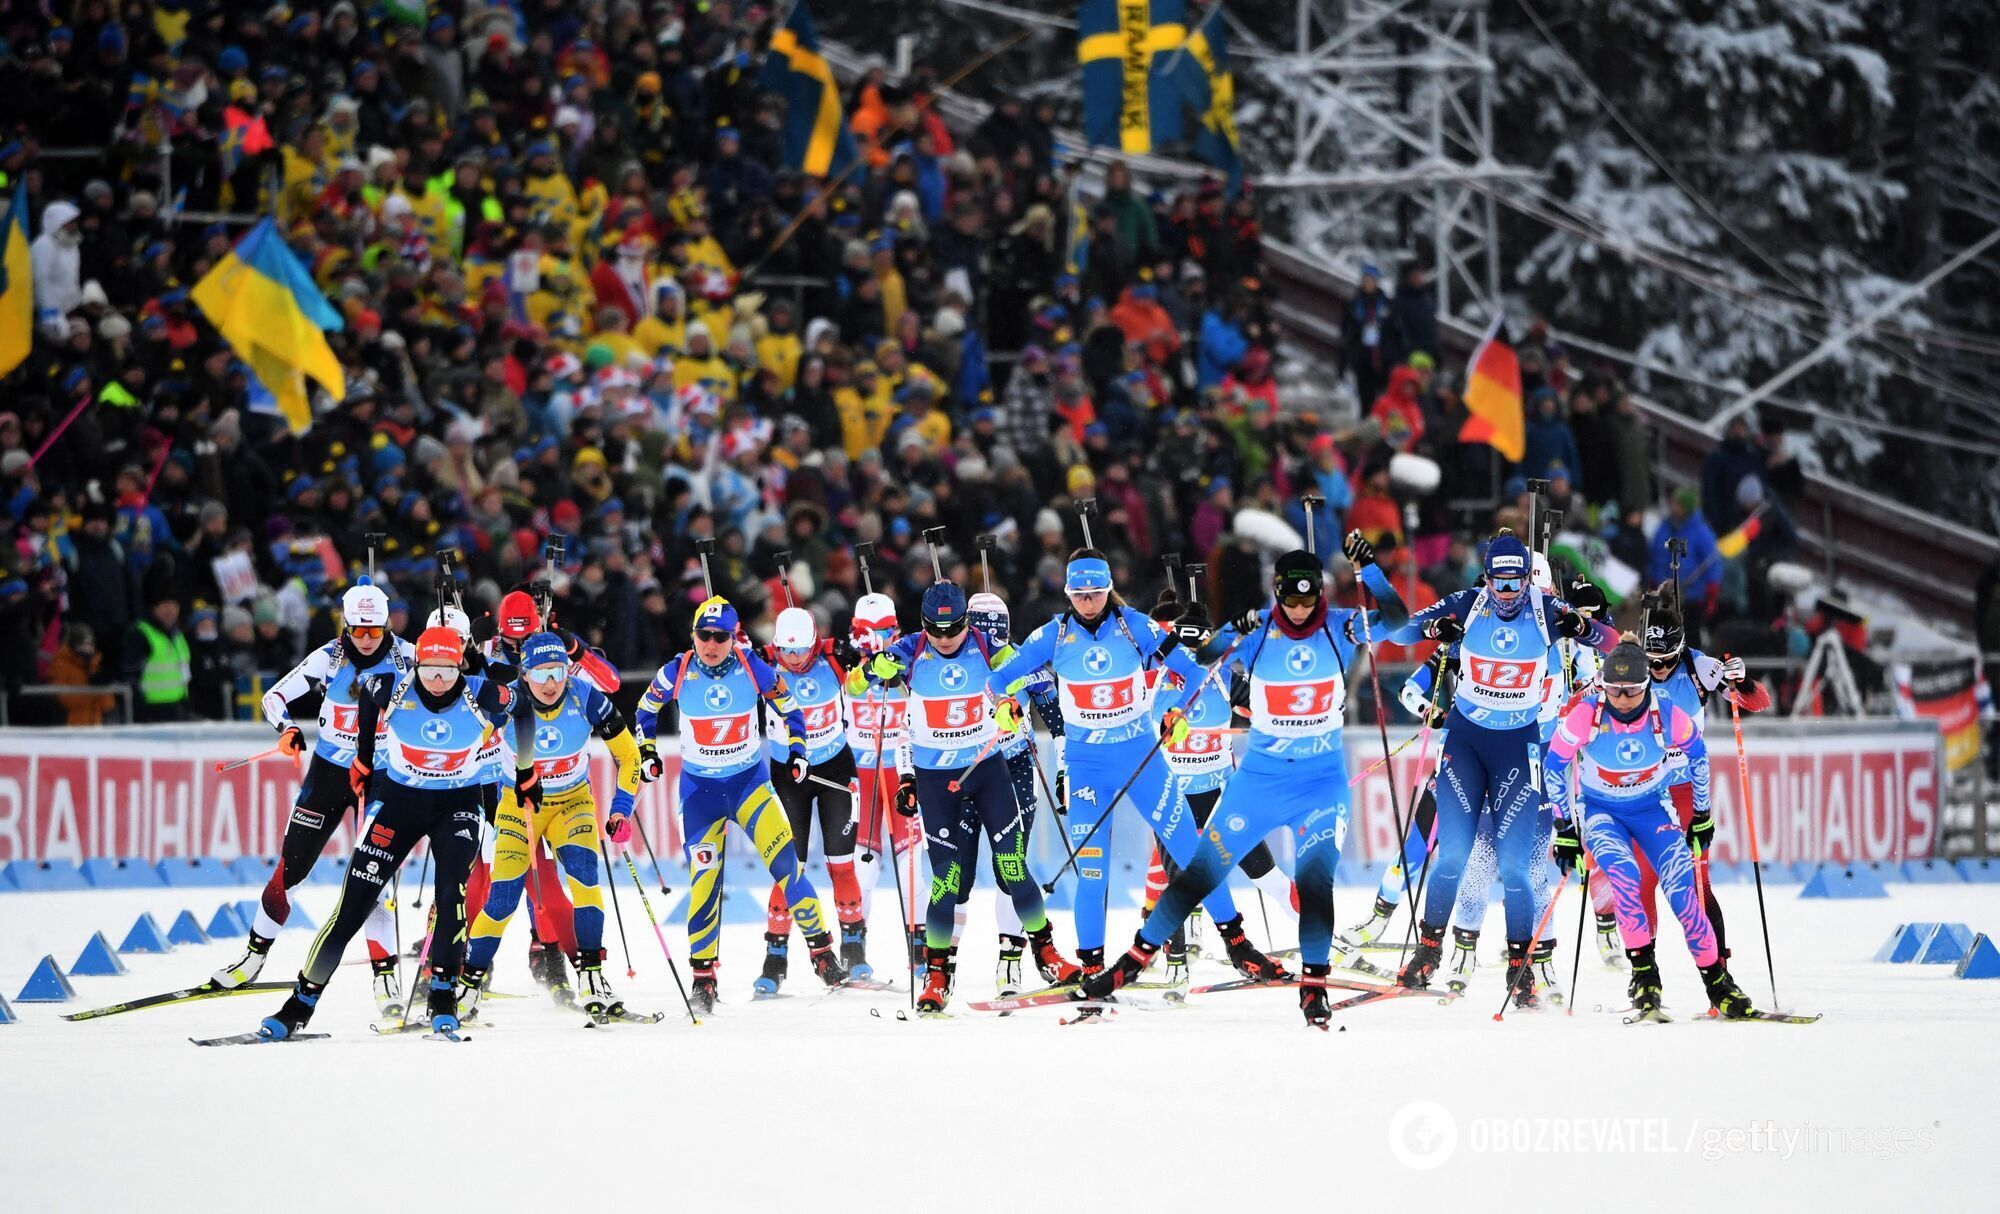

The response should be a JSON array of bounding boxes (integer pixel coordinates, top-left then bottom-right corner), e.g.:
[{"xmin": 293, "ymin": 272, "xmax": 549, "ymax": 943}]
[
  {"xmin": 525, "ymin": 664, "xmax": 567, "ymax": 685},
  {"xmin": 1279, "ymin": 592, "xmax": 1318, "ymax": 610},
  {"xmin": 924, "ymin": 617, "xmax": 967, "ymax": 638},
  {"xmin": 695, "ymin": 628, "xmax": 732, "ymax": 644},
  {"xmin": 1489, "ymin": 576, "xmax": 1525, "ymax": 594},
  {"xmin": 779, "ymin": 645, "xmax": 815, "ymax": 663},
  {"xmin": 1647, "ymin": 651, "xmax": 1681, "ymax": 669},
  {"xmin": 348, "ymin": 625, "xmax": 384, "ymax": 640},
  {"xmin": 1603, "ymin": 681, "xmax": 1648, "ymax": 697}
]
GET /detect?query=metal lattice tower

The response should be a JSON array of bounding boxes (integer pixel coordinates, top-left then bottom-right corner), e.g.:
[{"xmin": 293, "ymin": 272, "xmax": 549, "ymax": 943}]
[{"xmin": 1254, "ymin": 0, "xmax": 1523, "ymax": 320}]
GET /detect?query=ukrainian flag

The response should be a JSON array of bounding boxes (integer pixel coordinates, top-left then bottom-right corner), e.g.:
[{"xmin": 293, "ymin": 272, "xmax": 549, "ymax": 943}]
[
  {"xmin": 1168, "ymin": 5, "xmax": 1242, "ymax": 190},
  {"xmin": 190, "ymin": 218, "xmax": 345, "ymax": 435},
  {"xmin": 0, "ymin": 181, "xmax": 31, "ymax": 377},
  {"xmin": 760, "ymin": 1, "xmax": 858, "ymax": 178},
  {"xmin": 1079, "ymin": 0, "xmax": 1189, "ymax": 155}
]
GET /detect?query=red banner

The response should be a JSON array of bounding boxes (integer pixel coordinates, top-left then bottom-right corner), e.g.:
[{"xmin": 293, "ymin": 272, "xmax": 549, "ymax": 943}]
[{"xmin": 0, "ymin": 733, "xmax": 684, "ymax": 865}]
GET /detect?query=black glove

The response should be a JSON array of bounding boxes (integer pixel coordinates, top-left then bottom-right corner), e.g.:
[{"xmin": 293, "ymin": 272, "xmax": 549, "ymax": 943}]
[
  {"xmin": 1342, "ymin": 529, "xmax": 1375, "ymax": 568},
  {"xmin": 517, "ymin": 767, "xmax": 544, "ymax": 818},
  {"xmin": 893, "ymin": 774, "xmax": 920, "ymax": 818},
  {"xmin": 1565, "ymin": 576, "xmax": 1607, "ymax": 619},
  {"xmin": 638, "ymin": 740, "xmax": 664, "ymax": 783},
  {"xmin": 1686, "ymin": 810, "xmax": 1715, "ymax": 857},
  {"xmin": 789, "ymin": 751, "xmax": 810, "ymax": 785},
  {"xmin": 831, "ymin": 637, "xmax": 864, "ymax": 670},
  {"xmin": 1556, "ymin": 607, "xmax": 1592, "ymax": 639},
  {"xmin": 1233, "ymin": 608, "xmax": 1261, "ymax": 635},
  {"xmin": 1552, "ymin": 818, "xmax": 1583, "ymax": 875},
  {"xmin": 1423, "ymin": 615, "xmax": 1465, "ymax": 643},
  {"xmin": 1174, "ymin": 603, "xmax": 1211, "ymax": 650},
  {"xmin": 1054, "ymin": 769, "xmax": 1067, "ymax": 813}
]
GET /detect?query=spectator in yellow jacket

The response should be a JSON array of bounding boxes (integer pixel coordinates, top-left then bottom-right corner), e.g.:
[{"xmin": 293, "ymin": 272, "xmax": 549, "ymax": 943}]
[
  {"xmin": 836, "ymin": 358, "xmax": 894, "ymax": 459},
  {"xmin": 673, "ymin": 320, "xmax": 736, "ymax": 402},
  {"xmin": 755, "ymin": 298, "xmax": 804, "ymax": 391},
  {"xmin": 634, "ymin": 278, "xmax": 688, "ymax": 357}
]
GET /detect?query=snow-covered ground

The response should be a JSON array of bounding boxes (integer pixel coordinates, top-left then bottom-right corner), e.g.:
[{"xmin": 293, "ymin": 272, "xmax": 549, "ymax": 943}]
[{"xmin": 4, "ymin": 876, "xmax": 1997, "ymax": 1213}]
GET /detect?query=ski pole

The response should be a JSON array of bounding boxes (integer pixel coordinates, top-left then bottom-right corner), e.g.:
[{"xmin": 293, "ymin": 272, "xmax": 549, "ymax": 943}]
[
  {"xmin": 1567, "ymin": 856, "xmax": 1592, "ymax": 1018},
  {"xmin": 1387, "ymin": 673, "xmax": 1446, "ymax": 960},
  {"xmin": 1347, "ymin": 729, "xmax": 1423, "ymax": 785},
  {"xmin": 946, "ymin": 726, "xmax": 1004, "ymax": 792},
  {"xmin": 1494, "ymin": 866, "xmax": 1571, "ymax": 1021},
  {"xmin": 619, "ymin": 846, "xmax": 700, "ymax": 1025},
  {"xmin": 1358, "ymin": 565, "xmax": 1424, "ymax": 968},
  {"xmin": 804, "ymin": 771, "xmax": 854, "ymax": 797},
  {"xmin": 214, "ymin": 744, "xmax": 285, "ymax": 773},
  {"xmin": 600, "ymin": 838, "xmax": 636, "ymax": 979},
  {"xmin": 866, "ymin": 685, "xmax": 917, "ymax": 1006},
  {"xmin": 1731, "ymin": 694, "xmax": 1779, "ymax": 1009},
  {"xmin": 412, "ymin": 849, "xmax": 431, "ymax": 908},
  {"xmin": 634, "ymin": 814, "xmax": 672, "ymax": 897}
]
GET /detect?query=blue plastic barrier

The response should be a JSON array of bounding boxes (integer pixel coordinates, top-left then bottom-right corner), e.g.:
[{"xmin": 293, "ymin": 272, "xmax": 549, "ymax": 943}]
[
  {"xmin": 118, "ymin": 912, "xmax": 174, "ymax": 954},
  {"xmin": 1955, "ymin": 934, "xmax": 2000, "ymax": 979},
  {"xmin": 1799, "ymin": 866, "xmax": 1889, "ymax": 899},
  {"xmin": 228, "ymin": 856, "xmax": 279, "ymax": 886},
  {"xmin": 1902, "ymin": 860, "xmax": 1965, "ymax": 884},
  {"xmin": 71, "ymin": 931, "xmax": 130, "ymax": 976},
  {"xmin": 156, "ymin": 857, "xmax": 240, "ymax": 887},
  {"xmin": 206, "ymin": 902, "xmax": 248, "ymax": 939},
  {"xmin": 167, "ymin": 909, "xmax": 210, "ymax": 945},
  {"xmin": 1957, "ymin": 859, "xmax": 2000, "ymax": 885},
  {"xmin": 1916, "ymin": 923, "xmax": 1975, "ymax": 965},
  {"xmin": 4, "ymin": 859, "xmax": 90, "ymax": 892},
  {"xmin": 16, "ymin": 955, "xmax": 76, "ymax": 1002},
  {"xmin": 1873, "ymin": 922, "xmax": 1939, "ymax": 963},
  {"xmin": 80, "ymin": 857, "xmax": 167, "ymax": 889}
]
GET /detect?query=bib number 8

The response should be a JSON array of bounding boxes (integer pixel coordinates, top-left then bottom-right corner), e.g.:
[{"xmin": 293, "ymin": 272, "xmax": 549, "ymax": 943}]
[{"xmin": 1091, "ymin": 684, "xmax": 1116, "ymax": 709}]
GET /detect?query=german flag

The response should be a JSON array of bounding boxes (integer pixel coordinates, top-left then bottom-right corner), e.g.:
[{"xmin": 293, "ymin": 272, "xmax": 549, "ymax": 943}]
[
  {"xmin": 1715, "ymin": 502, "xmax": 1766, "ymax": 559},
  {"xmin": 1459, "ymin": 317, "xmax": 1523, "ymax": 461}
]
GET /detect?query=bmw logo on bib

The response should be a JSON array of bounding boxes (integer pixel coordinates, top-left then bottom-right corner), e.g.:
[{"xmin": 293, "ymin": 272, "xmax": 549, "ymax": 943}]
[
  {"xmin": 704, "ymin": 683, "xmax": 733, "ymax": 710},
  {"xmin": 796, "ymin": 677, "xmax": 817, "ymax": 700},
  {"xmin": 536, "ymin": 724, "xmax": 563, "ymax": 752},
  {"xmin": 1616, "ymin": 737, "xmax": 1645, "ymax": 764},
  {"xmin": 421, "ymin": 718, "xmax": 452, "ymax": 743},
  {"xmin": 1285, "ymin": 644, "xmax": 1316, "ymax": 675},
  {"xmin": 940, "ymin": 663, "xmax": 968, "ymax": 690},
  {"xmin": 1491, "ymin": 626, "xmax": 1519, "ymax": 654},
  {"xmin": 1083, "ymin": 646, "xmax": 1112, "ymax": 676}
]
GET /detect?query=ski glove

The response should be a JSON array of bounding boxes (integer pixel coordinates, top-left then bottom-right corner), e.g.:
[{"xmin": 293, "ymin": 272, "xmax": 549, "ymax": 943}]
[
  {"xmin": 1565, "ymin": 576, "xmax": 1607, "ymax": 618},
  {"xmin": 994, "ymin": 698, "xmax": 1022, "ymax": 734},
  {"xmin": 1423, "ymin": 615, "xmax": 1465, "ymax": 643},
  {"xmin": 1159, "ymin": 706, "xmax": 1191, "ymax": 747},
  {"xmin": 517, "ymin": 767, "xmax": 544, "ymax": 818},
  {"xmin": 604, "ymin": 811, "xmax": 634, "ymax": 845},
  {"xmin": 1342, "ymin": 529, "xmax": 1374, "ymax": 568},
  {"xmin": 1719, "ymin": 655, "xmax": 1746, "ymax": 682},
  {"xmin": 1551, "ymin": 818, "xmax": 1584, "ymax": 875},
  {"xmin": 1686, "ymin": 809, "xmax": 1715, "ymax": 857},
  {"xmin": 638, "ymin": 739, "xmax": 664, "ymax": 783},
  {"xmin": 1556, "ymin": 607, "xmax": 1593, "ymax": 639},
  {"xmin": 894, "ymin": 774, "xmax": 920, "ymax": 818},
  {"xmin": 1054, "ymin": 769, "xmax": 1067, "ymax": 813},
  {"xmin": 349, "ymin": 758, "xmax": 371, "ymax": 800},
  {"xmin": 789, "ymin": 749, "xmax": 811, "ymax": 785},
  {"xmin": 1232, "ymin": 609, "xmax": 1262, "ymax": 635},
  {"xmin": 868, "ymin": 652, "xmax": 907, "ymax": 684},
  {"xmin": 277, "ymin": 725, "xmax": 306, "ymax": 756}
]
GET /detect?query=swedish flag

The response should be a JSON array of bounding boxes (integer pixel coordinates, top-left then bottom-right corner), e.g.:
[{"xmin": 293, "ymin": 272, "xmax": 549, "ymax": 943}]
[
  {"xmin": 190, "ymin": 219, "xmax": 346, "ymax": 435},
  {"xmin": 0, "ymin": 181, "xmax": 31, "ymax": 377},
  {"xmin": 1166, "ymin": 5, "xmax": 1242, "ymax": 190},
  {"xmin": 760, "ymin": 1, "xmax": 858, "ymax": 178},
  {"xmin": 1079, "ymin": 0, "xmax": 1190, "ymax": 155}
]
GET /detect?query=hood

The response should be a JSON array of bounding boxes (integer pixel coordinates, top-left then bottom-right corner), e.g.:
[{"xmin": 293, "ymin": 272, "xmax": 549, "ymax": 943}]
[{"xmin": 41, "ymin": 201, "xmax": 81, "ymax": 233}]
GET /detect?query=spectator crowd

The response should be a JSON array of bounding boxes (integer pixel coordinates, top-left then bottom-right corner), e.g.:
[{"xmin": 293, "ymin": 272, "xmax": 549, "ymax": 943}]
[{"xmin": 0, "ymin": 0, "xmax": 1805, "ymax": 726}]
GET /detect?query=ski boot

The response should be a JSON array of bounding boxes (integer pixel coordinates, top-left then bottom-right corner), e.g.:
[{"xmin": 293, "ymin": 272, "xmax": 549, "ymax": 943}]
[
  {"xmin": 1699, "ymin": 960, "xmax": 1756, "ymax": 1020},
  {"xmin": 806, "ymin": 931, "xmax": 849, "ymax": 987},
  {"xmin": 689, "ymin": 960, "xmax": 718, "ymax": 1015},
  {"xmin": 1299, "ymin": 963, "xmax": 1332, "ymax": 1028},
  {"xmin": 916, "ymin": 948, "xmax": 952, "ymax": 1013},
  {"xmin": 370, "ymin": 957, "xmax": 405, "ymax": 1019},
  {"xmin": 1344, "ymin": 895, "xmax": 1396, "ymax": 947},
  {"xmin": 529, "ymin": 939, "xmax": 576, "ymax": 1007},
  {"xmin": 1626, "ymin": 944, "xmax": 1664, "ymax": 1019},
  {"xmin": 1162, "ymin": 945, "xmax": 1190, "ymax": 988},
  {"xmin": 840, "ymin": 921, "xmax": 872, "ymax": 981},
  {"xmin": 1029, "ymin": 924, "xmax": 1081, "ymax": 985},
  {"xmin": 754, "ymin": 932, "xmax": 788, "ymax": 997},
  {"xmin": 1444, "ymin": 927, "xmax": 1480, "ymax": 994},
  {"xmin": 259, "ymin": 979, "xmax": 322, "ymax": 1041},
  {"xmin": 455, "ymin": 966, "xmax": 488, "ymax": 1022},
  {"xmin": 945, "ymin": 946, "xmax": 960, "ymax": 999},
  {"xmin": 1531, "ymin": 938, "xmax": 1565, "ymax": 1008},
  {"xmin": 1595, "ymin": 912, "xmax": 1626, "ymax": 969},
  {"xmin": 1185, "ymin": 906, "xmax": 1208, "ymax": 959},
  {"xmin": 995, "ymin": 936, "xmax": 1025, "ymax": 997},
  {"xmin": 1503, "ymin": 941, "xmax": 1539, "ymax": 1010},
  {"xmin": 211, "ymin": 932, "xmax": 274, "ymax": 990},
  {"xmin": 578, "ymin": 950, "xmax": 623, "ymax": 1021},
  {"xmin": 1079, "ymin": 936, "xmax": 1156, "ymax": 1000},
  {"xmin": 1399, "ymin": 924, "xmax": 1445, "ymax": 989},
  {"xmin": 1218, "ymin": 916, "xmax": 1289, "ymax": 981},
  {"xmin": 426, "ymin": 974, "xmax": 461, "ymax": 1036}
]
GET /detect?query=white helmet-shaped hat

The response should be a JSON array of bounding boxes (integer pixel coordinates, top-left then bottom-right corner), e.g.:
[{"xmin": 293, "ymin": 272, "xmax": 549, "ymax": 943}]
[
  {"xmin": 773, "ymin": 606, "xmax": 817, "ymax": 651},
  {"xmin": 342, "ymin": 579, "xmax": 389, "ymax": 628},
  {"xmin": 427, "ymin": 604, "xmax": 473, "ymax": 641}
]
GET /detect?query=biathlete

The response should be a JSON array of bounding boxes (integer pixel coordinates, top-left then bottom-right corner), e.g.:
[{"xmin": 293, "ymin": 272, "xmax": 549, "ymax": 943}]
[
  {"xmin": 1388, "ymin": 532, "xmax": 1617, "ymax": 1004},
  {"xmin": 987, "ymin": 550, "xmax": 1278, "ymax": 982},
  {"xmin": 848, "ymin": 582, "xmax": 1081, "ymax": 1013},
  {"xmin": 1543, "ymin": 641, "xmax": 1756, "ymax": 1020},
  {"xmin": 218, "ymin": 578, "xmax": 412, "ymax": 1016},
  {"xmin": 257, "ymin": 626, "xmax": 510, "ymax": 1040},
  {"xmin": 458, "ymin": 631, "xmax": 641, "ymax": 1024},
  {"xmin": 755, "ymin": 605, "xmax": 871, "ymax": 992},
  {"xmin": 635, "ymin": 596, "xmax": 847, "ymax": 1014},
  {"xmin": 845, "ymin": 592, "xmax": 921, "ymax": 965},
  {"xmin": 1083, "ymin": 536, "xmax": 1409, "ymax": 1026}
]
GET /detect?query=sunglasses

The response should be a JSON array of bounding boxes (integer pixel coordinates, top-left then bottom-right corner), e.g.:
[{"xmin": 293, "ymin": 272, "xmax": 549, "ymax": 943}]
[
  {"xmin": 1280, "ymin": 593, "xmax": 1318, "ymax": 610},
  {"xmin": 525, "ymin": 665, "xmax": 567, "ymax": 684},
  {"xmin": 349, "ymin": 626, "xmax": 384, "ymax": 639},
  {"xmin": 779, "ymin": 645, "xmax": 815, "ymax": 661},
  {"xmin": 1490, "ymin": 576, "xmax": 1525, "ymax": 593},
  {"xmin": 695, "ymin": 629, "xmax": 733, "ymax": 644},
  {"xmin": 1604, "ymin": 681, "xmax": 1648, "ymax": 696},
  {"xmin": 1647, "ymin": 654, "xmax": 1679, "ymax": 669},
  {"xmin": 925, "ymin": 619, "xmax": 967, "ymax": 637}
]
